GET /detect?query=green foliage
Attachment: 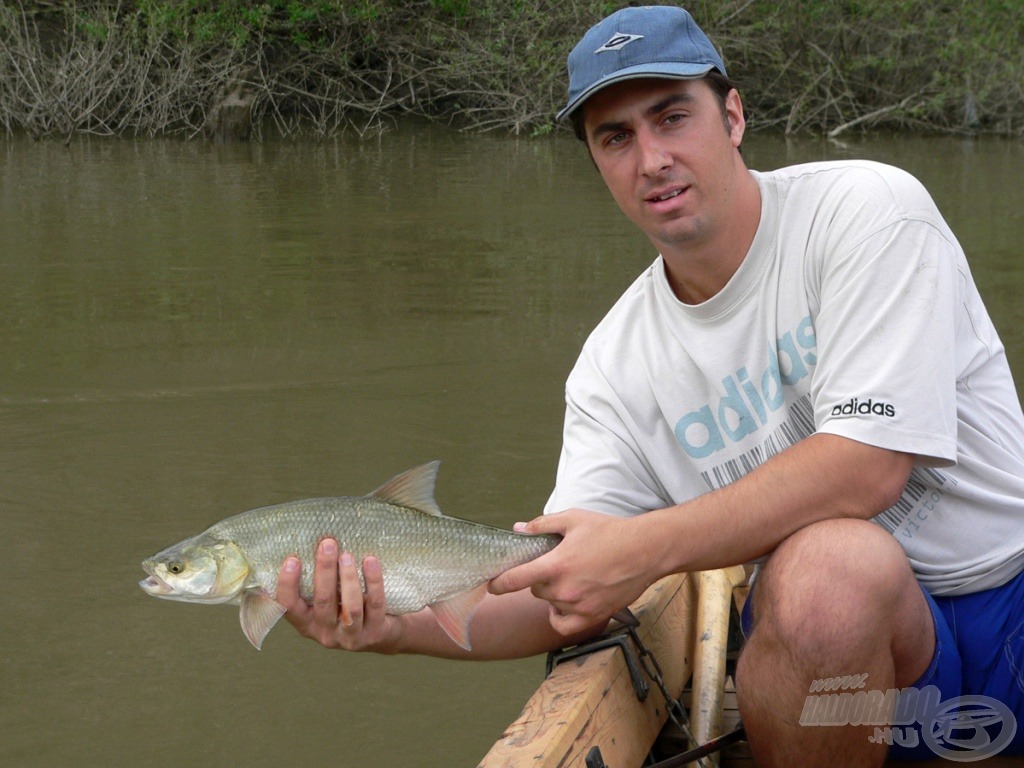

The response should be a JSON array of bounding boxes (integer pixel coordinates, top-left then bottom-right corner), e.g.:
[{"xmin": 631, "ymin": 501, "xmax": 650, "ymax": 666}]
[
  {"xmin": 429, "ymin": 0, "xmax": 471, "ymax": 20},
  {"xmin": 6, "ymin": 0, "xmax": 1024, "ymax": 138},
  {"xmin": 684, "ymin": 0, "xmax": 1024, "ymax": 135},
  {"xmin": 129, "ymin": 0, "xmax": 363, "ymax": 47}
]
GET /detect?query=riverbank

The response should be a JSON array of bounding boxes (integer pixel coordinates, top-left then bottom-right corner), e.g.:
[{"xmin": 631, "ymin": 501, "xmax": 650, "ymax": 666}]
[{"xmin": 2, "ymin": 1, "xmax": 1021, "ymax": 140}]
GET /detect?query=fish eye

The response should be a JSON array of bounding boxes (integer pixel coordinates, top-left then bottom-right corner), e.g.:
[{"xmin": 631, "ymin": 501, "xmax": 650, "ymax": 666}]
[{"xmin": 167, "ymin": 562, "xmax": 185, "ymax": 575}]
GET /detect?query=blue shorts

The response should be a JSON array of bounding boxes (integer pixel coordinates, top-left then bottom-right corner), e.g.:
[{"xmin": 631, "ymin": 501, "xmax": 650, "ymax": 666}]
[{"xmin": 741, "ymin": 567, "xmax": 1024, "ymax": 761}]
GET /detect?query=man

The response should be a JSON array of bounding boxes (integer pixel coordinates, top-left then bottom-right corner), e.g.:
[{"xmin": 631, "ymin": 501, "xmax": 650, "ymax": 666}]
[{"xmin": 277, "ymin": 6, "xmax": 1024, "ymax": 765}]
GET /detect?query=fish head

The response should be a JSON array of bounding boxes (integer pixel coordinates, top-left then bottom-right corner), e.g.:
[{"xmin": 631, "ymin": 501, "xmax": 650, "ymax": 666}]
[{"xmin": 140, "ymin": 536, "xmax": 251, "ymax": 605}]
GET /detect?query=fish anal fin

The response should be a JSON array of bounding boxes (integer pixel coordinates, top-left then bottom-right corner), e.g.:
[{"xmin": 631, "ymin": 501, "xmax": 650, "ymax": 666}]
[
  {"xmin": 240, "ymin": 590, "xmax": 287, "ymax": 650},
  {"xmin": 368, "ymin": 461, "xmax": 443, "ymax": 516},
  {"xmin": 427, "ymin": 582, "xmax": 488, "ymax": 651}
]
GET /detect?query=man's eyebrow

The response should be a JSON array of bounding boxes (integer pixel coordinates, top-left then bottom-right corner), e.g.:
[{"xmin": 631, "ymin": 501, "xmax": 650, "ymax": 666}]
[
  {"xmin": 589, "ymin": 91, "xmax": 697, "ymax": 139},
  {"xmin": 645, "ymin": 92, "xmax": 696, "ymax": 117},
  {"xmin": 590, "ymin": 118, "xmax": 629, "ymax": 139}
]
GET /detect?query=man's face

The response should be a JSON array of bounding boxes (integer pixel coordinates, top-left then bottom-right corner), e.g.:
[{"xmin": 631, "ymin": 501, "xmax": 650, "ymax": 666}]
[{"xmin": 582, "ymin": 78, "xmax": 745, "ymax": 257}]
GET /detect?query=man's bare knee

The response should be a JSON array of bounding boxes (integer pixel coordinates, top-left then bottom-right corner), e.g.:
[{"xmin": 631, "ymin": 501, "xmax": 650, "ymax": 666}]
[{"xmin": 746, "ymin": 519, "xmax": 925, "ymax": 663}]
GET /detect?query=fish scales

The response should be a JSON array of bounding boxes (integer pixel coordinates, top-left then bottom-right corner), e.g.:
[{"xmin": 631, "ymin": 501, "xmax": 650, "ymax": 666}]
[
  {"xmin": 208, "ymin": 495, "xmax": 554, "ymax": 613},
  {"xmin": 140, "ymin": 461, "xmax": 559, "ymax": 650}
]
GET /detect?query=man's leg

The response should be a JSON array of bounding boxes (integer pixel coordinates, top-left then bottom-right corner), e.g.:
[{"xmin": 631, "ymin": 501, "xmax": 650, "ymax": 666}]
[{"xmin": 735, "ymin": 518, "xmax": 935, "ymax": 768}]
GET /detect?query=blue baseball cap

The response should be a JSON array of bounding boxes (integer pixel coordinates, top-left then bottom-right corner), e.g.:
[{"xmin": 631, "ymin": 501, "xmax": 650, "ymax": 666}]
[{"xmin": 557, "ymin": 5, "xmax": 727, "ymax": 121}]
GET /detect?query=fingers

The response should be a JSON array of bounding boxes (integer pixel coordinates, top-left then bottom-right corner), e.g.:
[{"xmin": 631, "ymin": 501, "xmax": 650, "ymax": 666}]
[
  {"xmin": 277, "ymin": 539, "xmax": 395, "ymax": 651},
  {"xmin": 279, "ymin": 539, "xmax": 353, "ymax": 639},
  {"xmin": 338, "ymin": 551, "xmax": 362, "ymax": 627},
  {"xmin": 513, "ymin": 511, "xmax": 570, "ymax": 536},
  {"xmin": 362, "ymin": 556, "xmax": 386, "ymax": 619},
  {"xmin": 491, "ymin": 512, "xmax": 576, "ymax": 596},
  {"xmin": 311, "ymin": 539, "xmax": 341, "ymax": 628},
  {"xmin": 547, "ymin": 603, "xmax": 605, "ymax": 637},
  {"xmin": 277, "ymin": 555, "xmax": 308, "ymax": 619},
  {"xmin": 489, "ymin": 556, "xmax": 550, "ymax": 596},
  {"xmin": 495, "ymin": 509, "xmax": 642, "ymax": 637}
]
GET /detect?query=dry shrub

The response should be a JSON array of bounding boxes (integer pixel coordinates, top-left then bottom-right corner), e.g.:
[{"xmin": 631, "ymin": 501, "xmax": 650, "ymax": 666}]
[{"xmin": 0, "ymin": 0, "xmax": 1020, "ymax": 139}]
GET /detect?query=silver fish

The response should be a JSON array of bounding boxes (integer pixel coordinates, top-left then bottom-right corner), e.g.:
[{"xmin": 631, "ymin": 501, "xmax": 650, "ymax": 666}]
[{"xmin": 140, "ymin": 461, "xmax": 557, "ymax": 650}]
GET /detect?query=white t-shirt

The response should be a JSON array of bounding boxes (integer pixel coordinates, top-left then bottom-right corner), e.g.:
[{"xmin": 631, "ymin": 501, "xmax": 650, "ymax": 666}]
[{"xmin": 546, "ymin": 160, "xmax": 1024, "ymax": 596}]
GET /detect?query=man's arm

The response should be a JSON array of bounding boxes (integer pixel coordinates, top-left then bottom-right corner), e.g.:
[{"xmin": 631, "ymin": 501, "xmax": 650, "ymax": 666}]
[
  {"xmin": 490, "ymin": 433, "xmax": 915, "ymax": 635},
  {"xmin": 275, "ymin": 538, "xmax": 608, "ymax": 658}
]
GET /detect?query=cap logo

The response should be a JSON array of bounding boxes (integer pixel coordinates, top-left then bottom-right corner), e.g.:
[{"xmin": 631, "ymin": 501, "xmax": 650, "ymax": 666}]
[{"xmin": 595, "ymin": 32, "xmax": 644, "ymax": 53}]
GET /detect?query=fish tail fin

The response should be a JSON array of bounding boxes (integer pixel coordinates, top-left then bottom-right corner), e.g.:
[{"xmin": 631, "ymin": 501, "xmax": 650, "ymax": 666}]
[
  {"xmin": 427, "ymin": 583, "xmax": 488, "ymax": 651},
  {"xmin": 240, "ymin": 590, "xmax": 287, "ymax": 650}
]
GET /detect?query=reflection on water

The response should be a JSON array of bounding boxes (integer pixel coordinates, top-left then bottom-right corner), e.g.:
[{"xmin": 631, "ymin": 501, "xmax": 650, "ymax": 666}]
[{"xmin": 1, "ymin": 129, "xmax": 1021, "ymax": 767}]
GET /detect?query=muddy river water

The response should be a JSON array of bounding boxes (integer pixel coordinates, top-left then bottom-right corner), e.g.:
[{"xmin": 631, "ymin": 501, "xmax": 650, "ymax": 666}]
[{"xmin": 1, "ymin": 128, "xmax": 1022, "ymax": 767}]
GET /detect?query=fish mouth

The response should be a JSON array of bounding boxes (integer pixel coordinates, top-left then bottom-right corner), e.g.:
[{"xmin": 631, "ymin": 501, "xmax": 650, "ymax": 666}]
[{"xmin": 139, "ymin": 562, "xmax": 174, "ymax": 596}]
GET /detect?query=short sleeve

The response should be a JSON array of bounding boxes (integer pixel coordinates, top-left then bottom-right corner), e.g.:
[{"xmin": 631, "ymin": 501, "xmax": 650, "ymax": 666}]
[
  {"xmin": 810, "ymin": 182, "xmax": 960, "ymax": 465},
  {"xmin": 544, "ymin": 350, "xmax": 671, "ymax": 516}
]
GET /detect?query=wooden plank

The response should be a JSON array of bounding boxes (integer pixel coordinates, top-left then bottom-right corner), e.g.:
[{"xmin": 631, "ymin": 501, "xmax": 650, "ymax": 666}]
[
  {"xmin": 689, "ymin": 567, "xmax": 747, "ymax": 768},
  {"xmin": 478, "ymin": 573, "xmax": 697, "ymax": 768}
]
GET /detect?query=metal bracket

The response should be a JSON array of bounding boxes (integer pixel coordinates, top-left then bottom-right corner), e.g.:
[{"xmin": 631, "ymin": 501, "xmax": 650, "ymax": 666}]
[
  {"xmin": 554, "ymin": 585, "xmax": 749, "ymax": 768},
  {"xmin": 545, "ymin": 614, "xmax": 649, "ymax": 702},
  {"xmin": 585, "ymin": 745, "xmax": 609, "ymax": 768}
]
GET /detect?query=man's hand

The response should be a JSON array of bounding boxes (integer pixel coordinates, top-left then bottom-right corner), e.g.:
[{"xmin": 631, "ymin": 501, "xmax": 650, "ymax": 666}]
[
  {"xmin": 277, "ymin": 535, "xmax": 616, "ymax": 658},
  {"xmin": 488, "ymin": 509, "xmax": 656, "ymax": 635},
  {"xmin": 276, "ymin": 538, "xmax": 405, "ymax": 653}
]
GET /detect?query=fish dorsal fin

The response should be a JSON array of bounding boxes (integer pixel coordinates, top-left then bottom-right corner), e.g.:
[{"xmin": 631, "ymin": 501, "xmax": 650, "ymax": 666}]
[
  {"xmin": 240, "ymin": 590, "xmax": 287, "ymax": 650},
  {"xmin": 368, "ymin": 461, "xmax": 443, "ymax": 516},
  {"xmin": 427, "ymin": 583, "xmax": 488, "ymax": 651}
]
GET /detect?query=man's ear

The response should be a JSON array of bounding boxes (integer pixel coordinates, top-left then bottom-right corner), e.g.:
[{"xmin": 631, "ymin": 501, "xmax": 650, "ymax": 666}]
[{"xmin": 726, "ymin": 88, "xmax": 746, "ymax": 148}]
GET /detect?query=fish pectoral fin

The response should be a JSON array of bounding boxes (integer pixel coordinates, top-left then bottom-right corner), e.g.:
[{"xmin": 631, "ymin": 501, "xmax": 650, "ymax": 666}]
[
  {"xmin": 427, "ymin": 583, "xmax": 488, "ymax": 652},
  {"xmin": 239, "ymin": 590, "xmax": 287, "ymax": 651},
  {"xmin": 368, "ymin": 461, "xmax": 443, "ymax": 516}
]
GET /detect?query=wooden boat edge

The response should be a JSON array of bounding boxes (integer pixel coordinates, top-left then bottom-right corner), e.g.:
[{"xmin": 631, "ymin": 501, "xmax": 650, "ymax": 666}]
[{"xmin": 477, "ymin": 571, "xmax": 701, "ymax": 768}]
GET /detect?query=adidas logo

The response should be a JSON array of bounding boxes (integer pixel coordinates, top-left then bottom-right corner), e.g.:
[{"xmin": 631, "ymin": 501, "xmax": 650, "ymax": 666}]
[{"xmin": 830, "ymin": 398, "xmax": 896, "ymax": 418}]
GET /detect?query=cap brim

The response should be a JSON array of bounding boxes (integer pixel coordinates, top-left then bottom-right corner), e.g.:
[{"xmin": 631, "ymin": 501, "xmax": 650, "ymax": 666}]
[{"xmin": 556, "ymin": 62, "xmax": 717, "ymax": 121}]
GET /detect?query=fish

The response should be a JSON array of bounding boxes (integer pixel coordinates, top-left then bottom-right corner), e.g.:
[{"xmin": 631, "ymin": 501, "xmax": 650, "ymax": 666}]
[{"xmin": 139, "ymin": 461, "xmax": 558, "ymax": 651}]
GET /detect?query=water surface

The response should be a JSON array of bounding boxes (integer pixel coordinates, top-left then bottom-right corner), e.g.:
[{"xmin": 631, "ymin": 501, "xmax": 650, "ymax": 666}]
[{"xmin": 1, "ymin": 128, "xmax": 1022, "ymax": 767}]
